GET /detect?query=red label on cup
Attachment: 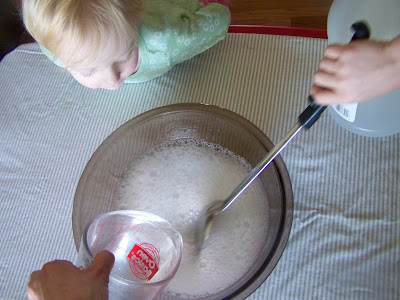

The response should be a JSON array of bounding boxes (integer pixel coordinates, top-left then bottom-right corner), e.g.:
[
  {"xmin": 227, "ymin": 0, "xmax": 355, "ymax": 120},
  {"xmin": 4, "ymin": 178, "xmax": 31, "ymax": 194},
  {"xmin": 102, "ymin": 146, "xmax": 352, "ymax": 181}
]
[{"xmin": 127, "ymin": 243, "xmax": 160, "ymax": 281}]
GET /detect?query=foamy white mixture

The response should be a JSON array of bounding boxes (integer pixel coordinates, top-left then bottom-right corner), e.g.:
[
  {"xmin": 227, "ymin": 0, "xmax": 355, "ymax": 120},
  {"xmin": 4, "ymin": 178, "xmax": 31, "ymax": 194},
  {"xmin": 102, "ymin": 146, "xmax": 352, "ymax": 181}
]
[{"xmin": 114, "ymin": 139, "xmax": 269, "ymax": 299}]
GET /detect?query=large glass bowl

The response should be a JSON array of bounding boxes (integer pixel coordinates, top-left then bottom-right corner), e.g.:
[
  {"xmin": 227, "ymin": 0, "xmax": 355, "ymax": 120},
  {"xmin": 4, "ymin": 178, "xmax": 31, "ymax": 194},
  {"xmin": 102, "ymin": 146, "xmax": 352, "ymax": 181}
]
[{"xmin": 73, "ymin": 103, "xmax": 293, "ymax": 299}]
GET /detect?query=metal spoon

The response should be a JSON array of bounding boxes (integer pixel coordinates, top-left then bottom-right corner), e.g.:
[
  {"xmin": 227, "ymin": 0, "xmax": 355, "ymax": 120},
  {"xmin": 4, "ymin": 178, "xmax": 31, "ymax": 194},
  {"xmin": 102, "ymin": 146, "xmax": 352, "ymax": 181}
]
[{"xmin": 194, "ymin": 22, "xmax": 370, "ymax": 253}]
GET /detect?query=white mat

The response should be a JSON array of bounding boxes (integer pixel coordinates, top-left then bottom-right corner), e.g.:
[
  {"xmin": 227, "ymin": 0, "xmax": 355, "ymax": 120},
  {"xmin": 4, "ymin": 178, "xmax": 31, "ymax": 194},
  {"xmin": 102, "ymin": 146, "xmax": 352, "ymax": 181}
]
[{"xmin": 0, "ymin": 33, "xmax": 398, "ymax": 299}]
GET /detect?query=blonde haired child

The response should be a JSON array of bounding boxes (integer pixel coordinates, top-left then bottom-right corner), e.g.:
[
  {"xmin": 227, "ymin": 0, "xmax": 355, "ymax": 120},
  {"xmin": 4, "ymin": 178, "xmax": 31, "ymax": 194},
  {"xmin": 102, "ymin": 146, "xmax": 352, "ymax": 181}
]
[{"xmin": 22, "ymin": 0, "xmax": 231, "ymax": 90}]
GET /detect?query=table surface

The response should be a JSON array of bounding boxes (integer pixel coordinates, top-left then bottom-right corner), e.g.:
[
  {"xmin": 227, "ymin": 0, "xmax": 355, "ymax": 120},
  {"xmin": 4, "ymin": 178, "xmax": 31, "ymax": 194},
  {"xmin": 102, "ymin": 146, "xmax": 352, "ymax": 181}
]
[{"xmin": 0, "ymin": 30, "xmax": 399, "ymax": 299}]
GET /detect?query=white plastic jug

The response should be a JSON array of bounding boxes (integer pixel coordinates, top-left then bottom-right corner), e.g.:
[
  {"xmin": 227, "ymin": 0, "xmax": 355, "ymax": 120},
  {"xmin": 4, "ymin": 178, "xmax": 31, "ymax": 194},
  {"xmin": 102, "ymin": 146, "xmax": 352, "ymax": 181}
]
[{"xmin": 327, "ymin": 0, "xmax": 400, "ymax": 137}]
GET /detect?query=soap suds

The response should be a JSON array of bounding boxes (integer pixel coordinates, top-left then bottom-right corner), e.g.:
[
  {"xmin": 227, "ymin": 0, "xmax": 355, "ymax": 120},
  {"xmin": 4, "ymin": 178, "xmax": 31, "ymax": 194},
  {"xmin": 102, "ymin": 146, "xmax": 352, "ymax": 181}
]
[{"xmin": 114, "ymin": 139, "xmax": 269, "ymax": 298}]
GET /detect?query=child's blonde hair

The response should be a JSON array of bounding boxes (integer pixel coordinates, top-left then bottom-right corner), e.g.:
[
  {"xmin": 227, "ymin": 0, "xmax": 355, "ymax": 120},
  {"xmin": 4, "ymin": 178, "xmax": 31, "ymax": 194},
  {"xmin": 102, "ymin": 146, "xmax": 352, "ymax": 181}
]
[{"xmin": 22, "ymin": 0, "xmax": 143, "ymax": 69}]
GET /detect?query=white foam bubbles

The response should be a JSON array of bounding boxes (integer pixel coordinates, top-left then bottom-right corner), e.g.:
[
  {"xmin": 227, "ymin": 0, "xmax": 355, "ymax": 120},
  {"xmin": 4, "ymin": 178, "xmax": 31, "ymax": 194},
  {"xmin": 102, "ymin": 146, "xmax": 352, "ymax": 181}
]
[{"xmin": 114, "ymin": 139, "xmax": 269, "ymax": 298}]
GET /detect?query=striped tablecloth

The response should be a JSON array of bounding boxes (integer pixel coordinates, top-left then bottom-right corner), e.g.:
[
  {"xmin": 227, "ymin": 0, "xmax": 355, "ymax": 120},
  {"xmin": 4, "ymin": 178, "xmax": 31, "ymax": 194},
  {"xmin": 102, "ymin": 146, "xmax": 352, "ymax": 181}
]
[{"xmin": 0, "ymin": 31, "xmax": 398, "ymax": 299}]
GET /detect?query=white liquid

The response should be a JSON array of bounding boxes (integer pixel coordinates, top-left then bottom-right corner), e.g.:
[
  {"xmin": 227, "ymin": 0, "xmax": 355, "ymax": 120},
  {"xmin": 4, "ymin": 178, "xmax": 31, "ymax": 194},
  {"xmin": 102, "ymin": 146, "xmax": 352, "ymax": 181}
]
[{"xmin": 114, "ymin": 139, "xmax": 269, "ymax": 299}]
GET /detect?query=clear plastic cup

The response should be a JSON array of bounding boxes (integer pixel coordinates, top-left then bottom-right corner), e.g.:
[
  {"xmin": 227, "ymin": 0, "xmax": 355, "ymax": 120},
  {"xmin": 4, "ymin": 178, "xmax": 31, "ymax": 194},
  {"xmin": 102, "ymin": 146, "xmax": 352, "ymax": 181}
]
[{"xmin": 75, "ymin": 210, "xmax": 183, "ymax": 300}]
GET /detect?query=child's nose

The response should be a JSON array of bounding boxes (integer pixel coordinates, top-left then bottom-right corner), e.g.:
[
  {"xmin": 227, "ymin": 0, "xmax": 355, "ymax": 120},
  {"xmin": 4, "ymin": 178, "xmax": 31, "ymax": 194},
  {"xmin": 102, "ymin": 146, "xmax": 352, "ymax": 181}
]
[{"xmin": 104, "ymin": 66, "xmax": 121, "ymax": 85}]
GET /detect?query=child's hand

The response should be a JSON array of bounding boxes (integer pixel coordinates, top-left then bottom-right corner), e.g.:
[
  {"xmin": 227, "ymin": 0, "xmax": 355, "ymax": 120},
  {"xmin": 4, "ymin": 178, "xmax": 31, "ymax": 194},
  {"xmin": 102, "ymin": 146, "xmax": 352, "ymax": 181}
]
[{"xmin": 199, "ymin": 0, "xmax": 232, "ymax": 11}]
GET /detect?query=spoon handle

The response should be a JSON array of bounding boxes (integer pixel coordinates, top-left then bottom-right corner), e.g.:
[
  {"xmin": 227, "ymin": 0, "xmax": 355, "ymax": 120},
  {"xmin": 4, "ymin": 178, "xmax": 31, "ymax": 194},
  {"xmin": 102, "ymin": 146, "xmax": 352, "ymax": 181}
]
[{"xmin": 220, "ymin": 121, "xmax": 303, "ymax": 212}]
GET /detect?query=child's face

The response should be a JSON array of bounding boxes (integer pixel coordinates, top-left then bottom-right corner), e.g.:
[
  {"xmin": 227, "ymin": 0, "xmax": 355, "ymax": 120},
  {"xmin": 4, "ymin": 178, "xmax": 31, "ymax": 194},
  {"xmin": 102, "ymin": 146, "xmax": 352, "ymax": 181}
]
[{"xmin": 65, "ymin": 43, "xmax": 139, "ymax": 90}]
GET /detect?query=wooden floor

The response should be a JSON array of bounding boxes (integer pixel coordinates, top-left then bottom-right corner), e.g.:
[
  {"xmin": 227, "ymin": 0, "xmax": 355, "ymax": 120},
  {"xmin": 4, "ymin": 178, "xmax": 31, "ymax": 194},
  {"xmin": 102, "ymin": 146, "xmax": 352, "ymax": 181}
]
[
  {"xmin": 1, "ymin": 0, "xmax": 334, "ymax": 59},
  {"xmin": 231, "ymin": 0, "xmax": 333, "ymax": 29}
]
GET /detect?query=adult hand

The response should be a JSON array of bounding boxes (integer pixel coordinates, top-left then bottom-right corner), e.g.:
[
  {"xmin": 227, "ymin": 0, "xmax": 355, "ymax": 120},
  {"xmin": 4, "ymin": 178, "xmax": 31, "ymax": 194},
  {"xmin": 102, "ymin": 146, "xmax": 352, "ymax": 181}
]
[
  {"xmin": 27, "ymin": 250, "xmax": 115, "ymax": 300},
  {"xmin": 311, "ymin": 35, "xmax": 400, "ymax": 105}
]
